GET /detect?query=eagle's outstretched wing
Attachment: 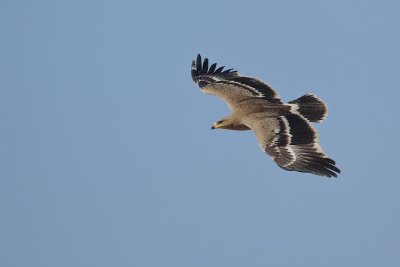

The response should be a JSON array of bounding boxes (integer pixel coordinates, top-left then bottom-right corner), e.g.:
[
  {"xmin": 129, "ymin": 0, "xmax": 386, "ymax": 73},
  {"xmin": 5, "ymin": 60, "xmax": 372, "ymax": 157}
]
[
  {"xmin": 243, "ymin": 113, "xmax": 340, "ymax": 177},
  {"xmin": 191, "ymin": 54, "xmax": 281, "ymax": 109}
]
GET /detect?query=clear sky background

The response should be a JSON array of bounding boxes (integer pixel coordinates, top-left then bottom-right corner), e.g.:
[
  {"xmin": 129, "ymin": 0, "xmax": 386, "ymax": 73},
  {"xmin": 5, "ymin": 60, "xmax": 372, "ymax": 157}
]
[{"xmin": 1, "ymin": 0, "xmax": 399, "ymax": 266}]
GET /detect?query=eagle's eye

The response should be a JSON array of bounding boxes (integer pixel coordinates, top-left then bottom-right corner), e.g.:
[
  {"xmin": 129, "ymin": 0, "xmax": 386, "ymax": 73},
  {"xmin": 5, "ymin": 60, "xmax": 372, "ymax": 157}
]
[{"xmin": 217, "ymin": 120, "xmax": 224, "ymax": 124}]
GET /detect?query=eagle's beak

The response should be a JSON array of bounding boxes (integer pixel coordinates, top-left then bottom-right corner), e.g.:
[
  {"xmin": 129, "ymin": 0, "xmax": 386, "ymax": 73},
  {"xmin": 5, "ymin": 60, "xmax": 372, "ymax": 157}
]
[{"xmin": 211, "ymin": 123, "xmax": 217, "ymax": 130}]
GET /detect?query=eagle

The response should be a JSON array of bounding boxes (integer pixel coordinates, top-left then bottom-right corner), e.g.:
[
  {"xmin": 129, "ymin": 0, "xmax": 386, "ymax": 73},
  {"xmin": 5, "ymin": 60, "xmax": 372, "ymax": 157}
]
[{"xmin": 191, "ymin": 54, "xmax": 340, "ymax": 177}]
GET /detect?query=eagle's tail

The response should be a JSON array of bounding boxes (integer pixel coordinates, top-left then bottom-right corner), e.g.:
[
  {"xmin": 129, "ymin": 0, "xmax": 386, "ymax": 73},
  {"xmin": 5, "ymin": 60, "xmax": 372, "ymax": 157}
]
[{"xmin": 287, "ymin": 94, "xmax": 328, "ymax": 123}]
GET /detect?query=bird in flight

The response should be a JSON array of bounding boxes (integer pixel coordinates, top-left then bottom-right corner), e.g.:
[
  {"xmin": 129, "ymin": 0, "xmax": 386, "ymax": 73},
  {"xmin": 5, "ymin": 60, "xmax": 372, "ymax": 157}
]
[{"xmin": 191, "ymin": 54, "xmax": 340, "ymax": 177}]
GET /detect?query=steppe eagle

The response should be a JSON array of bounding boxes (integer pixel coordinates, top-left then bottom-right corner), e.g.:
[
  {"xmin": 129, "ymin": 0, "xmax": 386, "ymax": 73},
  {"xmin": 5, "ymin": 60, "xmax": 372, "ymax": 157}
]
[{"xmin": 191, "ymin": 54, "xmax": 340, "ymax": 177}]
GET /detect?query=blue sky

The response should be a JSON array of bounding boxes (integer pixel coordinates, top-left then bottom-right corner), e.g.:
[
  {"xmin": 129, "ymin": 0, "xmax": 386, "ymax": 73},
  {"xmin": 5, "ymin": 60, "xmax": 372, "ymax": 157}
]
[{"xmin": 1, "ymin": 0, "xmax": 399, "ymax": 266}]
